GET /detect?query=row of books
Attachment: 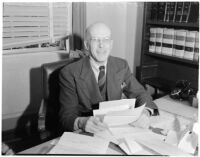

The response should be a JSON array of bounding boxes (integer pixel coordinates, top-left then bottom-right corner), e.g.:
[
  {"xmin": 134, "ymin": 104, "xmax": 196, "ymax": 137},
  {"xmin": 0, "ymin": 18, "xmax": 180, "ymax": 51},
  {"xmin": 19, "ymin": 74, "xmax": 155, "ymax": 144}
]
[
  {"xmin": 149, "ymin": 27, "xmax": 199, "ymax": 62},
  {"xmin": 150, "ymin": 2, "xmax": 199, "ymax": 23}
]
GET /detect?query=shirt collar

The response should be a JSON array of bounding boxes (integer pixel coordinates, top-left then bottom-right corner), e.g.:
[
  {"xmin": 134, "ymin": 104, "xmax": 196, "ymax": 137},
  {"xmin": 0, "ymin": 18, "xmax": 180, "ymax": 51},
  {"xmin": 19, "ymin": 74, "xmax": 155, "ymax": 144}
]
[{"xmin": 89, "ymin": 56, "xmax": 107, "ymax": 71}]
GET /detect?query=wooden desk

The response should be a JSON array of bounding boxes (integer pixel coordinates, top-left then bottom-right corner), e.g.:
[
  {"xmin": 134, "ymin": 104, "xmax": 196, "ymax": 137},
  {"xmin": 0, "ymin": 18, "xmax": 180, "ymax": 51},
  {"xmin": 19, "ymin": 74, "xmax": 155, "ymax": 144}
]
[{"xmin": 19, "ymin": 95, "xmax": 198, "ymax": 155}]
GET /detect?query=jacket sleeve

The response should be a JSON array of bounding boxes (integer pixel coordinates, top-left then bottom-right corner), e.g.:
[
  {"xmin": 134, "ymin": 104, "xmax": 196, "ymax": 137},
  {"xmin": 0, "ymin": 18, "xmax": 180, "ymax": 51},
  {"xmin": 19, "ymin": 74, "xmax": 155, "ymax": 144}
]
[
  {"xmin": 122, "ymin": 61, "xmax": 159, "ymax": 116},
  {"xmin": 59, "ymin": 67, "xmax": 79, "ymax": 131}
]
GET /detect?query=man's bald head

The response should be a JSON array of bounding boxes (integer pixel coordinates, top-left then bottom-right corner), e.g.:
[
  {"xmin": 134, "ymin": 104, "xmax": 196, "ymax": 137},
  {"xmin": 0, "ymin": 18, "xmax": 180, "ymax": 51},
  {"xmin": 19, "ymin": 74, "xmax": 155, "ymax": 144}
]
[{"xmin": 85, "ymin": 22, "xmax": 111, "ymax": 40}]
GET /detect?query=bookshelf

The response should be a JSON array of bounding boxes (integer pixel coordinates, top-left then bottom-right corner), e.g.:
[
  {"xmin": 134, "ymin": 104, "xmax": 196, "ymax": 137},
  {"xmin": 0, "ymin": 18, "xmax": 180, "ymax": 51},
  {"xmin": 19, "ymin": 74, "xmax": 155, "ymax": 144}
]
[{"xmin": 138, "ymin": 2, "xmax": 199, "ymax": 97}]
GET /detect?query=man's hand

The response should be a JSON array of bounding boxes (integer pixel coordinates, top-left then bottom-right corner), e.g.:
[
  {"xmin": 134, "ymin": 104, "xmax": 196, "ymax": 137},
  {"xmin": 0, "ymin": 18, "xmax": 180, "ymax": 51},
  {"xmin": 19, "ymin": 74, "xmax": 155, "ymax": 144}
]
[
  {"xmin": 130, "ymin": 109, "xmax": 151, "ymax": 129},
  {"xmin": 78, "ymin": 116, "xmax": 108, "ymax": 133}
]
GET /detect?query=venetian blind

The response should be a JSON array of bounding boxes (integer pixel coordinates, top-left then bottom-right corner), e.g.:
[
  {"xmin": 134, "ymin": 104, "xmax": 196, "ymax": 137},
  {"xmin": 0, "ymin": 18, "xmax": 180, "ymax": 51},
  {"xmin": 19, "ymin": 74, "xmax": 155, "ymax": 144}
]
[{"xmin": 3, "ymin": 2, "xmax": 72, "ymax": 50}]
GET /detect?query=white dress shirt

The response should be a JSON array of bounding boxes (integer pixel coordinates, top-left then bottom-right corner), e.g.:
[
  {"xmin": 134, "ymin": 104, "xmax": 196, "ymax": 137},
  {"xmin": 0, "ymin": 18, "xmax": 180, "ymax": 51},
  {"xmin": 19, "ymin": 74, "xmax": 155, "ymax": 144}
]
[{"xmin": 89, "ymin": 57, "xmax": 107, "ymax": 83}]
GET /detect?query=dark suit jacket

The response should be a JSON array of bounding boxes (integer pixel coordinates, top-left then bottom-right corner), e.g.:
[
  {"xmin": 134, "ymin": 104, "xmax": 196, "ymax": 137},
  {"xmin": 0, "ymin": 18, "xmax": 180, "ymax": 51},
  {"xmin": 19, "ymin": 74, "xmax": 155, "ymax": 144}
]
[{"xmin": 59, "ymin": 56, "xmax": 158, "ymax": 131}]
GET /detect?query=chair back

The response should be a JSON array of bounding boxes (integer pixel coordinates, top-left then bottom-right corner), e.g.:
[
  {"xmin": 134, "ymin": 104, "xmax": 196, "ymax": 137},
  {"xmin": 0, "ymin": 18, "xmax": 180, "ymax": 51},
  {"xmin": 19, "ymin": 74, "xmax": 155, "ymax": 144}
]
[{"xmin": 41, "ymin": 58, "xmax": 79, "ymax": 136}]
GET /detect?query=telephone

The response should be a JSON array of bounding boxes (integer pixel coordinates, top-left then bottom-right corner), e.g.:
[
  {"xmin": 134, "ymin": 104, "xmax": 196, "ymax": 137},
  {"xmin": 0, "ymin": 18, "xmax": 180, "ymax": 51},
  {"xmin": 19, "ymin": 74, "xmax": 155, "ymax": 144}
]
[{"xmin": 170, "ymin": 80, "xmax": 195, "ymax": 100}]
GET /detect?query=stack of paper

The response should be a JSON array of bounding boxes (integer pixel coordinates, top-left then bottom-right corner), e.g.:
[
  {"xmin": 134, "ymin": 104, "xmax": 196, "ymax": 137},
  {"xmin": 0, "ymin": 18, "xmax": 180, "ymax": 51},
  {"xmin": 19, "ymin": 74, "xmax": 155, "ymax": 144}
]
[
  {"xmin": 93, "ymin": 99, "xmax": 145, "ymax": 127},
  {"xmin": 49, "ymin": 132, "xmax": 109, "ymax": 154}
]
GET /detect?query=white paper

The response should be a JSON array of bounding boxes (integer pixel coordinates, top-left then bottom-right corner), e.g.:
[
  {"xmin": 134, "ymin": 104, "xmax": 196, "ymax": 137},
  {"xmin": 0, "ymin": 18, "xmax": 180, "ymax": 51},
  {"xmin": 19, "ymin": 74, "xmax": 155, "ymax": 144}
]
[
  {"xmin": 109, "ymin": 125, "xmax": 150, "ymax": 139},
  {"xmin": 154, "ymin": 95, "xmax": 198, "ymax": 119},
  {"xmin": 134, "ymin": 138, "xmax": 192, "ymax": 156},
  {"xmin": 49, "ymin": 132, "xmax": 109, "ymax": 154},
  {"xmin": 164, "ymin": 130, "xmax": 179, "ymax": 146},
  {"xmin": 93, "ymin": 104, "xmax": 130, "ymax": 116},
  {"xmin": 99, "ymin": 99, "xmax": 136, "ymax": 109},
  {"xmin": 103, "ymin": 104, "xmax": 145, "ymax": 126},
  {"xmin": 193, "ymin": 122, "xmax": 200, "ymax": 135},
  {"xmin": 178, "ymin": 131, "xmax": 198, "ymax": 154},
  {"xmin": 124, "ymin": 138, "xmax": 143, "ymax": 154},
  {"xmin": 94, "ymin": 129, "xmax": 119, "ymax": 145},
  {"xmin": 118, "ymin": 142, "xmax": 131, "ymax": 155}
]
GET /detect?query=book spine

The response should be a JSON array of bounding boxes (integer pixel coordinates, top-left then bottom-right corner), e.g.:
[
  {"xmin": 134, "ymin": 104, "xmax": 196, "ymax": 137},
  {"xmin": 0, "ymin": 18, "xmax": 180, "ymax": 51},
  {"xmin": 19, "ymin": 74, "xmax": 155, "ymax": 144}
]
[
  {"xmin": 194, "ymin": 31, "xmax": 199, "ymax": 62},
  {"xmin": 172, "ymin": 2, "xmax": 178, "ymax": 22},
  {"xmin": 188, "ymin": 2, "xmax": 199, "ymax": 23},
  {"xmin": 150, "ymin": 2, "xmax": 158, "ymax": 21},
  {"xmin": 181, "ymin": 2, "xmax": 191, "ymax": 23},
  {"xmin": 149, "ymin": 27, "xmax": 157, "ymax": 53},
  {"xmin": 174, "ymin": 30, "xmax": 187, "ymax": 58},
  {"xmin": 157, "ymin": 2, "xmax": 166, "ymax": 21},
  {"xmin": 164, "ymin": 2, "xmax": 170, "ymax": 22},
  {"xmin": 175, "ymin": 2, "xmax": 184, "ymax": 23},
  {"xmin": 155, "ymin": 28, "xmax": 163, "ymax": 54},
  {"xmin": 169, "ymin": 2, "xmax": 176, "ymax": 22},
  {"xmin": 183, "ymin": 31, "xmax": 196, "ymax": 60},
  {"xmin": 162, "ymin": 28, "xmax": 175, "ymax": 56}
]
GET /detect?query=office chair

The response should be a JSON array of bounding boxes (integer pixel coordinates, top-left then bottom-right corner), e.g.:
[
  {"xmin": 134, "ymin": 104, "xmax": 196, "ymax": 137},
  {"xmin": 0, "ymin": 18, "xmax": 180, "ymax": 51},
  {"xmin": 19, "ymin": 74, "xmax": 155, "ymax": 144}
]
[{"xmin": 38, "ymin": 57, "xmax": 80, "ymax": 140}]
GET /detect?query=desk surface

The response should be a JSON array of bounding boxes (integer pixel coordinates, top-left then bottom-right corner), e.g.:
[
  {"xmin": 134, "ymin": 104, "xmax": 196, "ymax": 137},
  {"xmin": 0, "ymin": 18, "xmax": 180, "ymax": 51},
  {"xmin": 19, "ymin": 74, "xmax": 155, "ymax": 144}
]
[{"xmin": 19, "ymin": 95, "xmax": 198, "ymax": 155}]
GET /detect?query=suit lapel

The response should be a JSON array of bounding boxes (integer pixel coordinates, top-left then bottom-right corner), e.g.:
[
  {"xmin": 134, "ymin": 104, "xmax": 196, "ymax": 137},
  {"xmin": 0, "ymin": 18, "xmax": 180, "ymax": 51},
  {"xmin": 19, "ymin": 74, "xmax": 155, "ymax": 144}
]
[
  {"xmin": 77, "ymin": 57, "xmax": 103, "ymax": 104},
  {"xmin": 107, "ymin": 57, "xmax": 123, "ymax": 100}
]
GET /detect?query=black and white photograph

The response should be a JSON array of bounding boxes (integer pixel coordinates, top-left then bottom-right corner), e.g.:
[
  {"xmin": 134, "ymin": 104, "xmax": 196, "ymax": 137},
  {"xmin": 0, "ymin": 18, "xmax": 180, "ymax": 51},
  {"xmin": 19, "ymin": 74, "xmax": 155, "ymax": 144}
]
[{"xmin": 1, "ymin": 1, "xmax": 199, "ymax": 156}]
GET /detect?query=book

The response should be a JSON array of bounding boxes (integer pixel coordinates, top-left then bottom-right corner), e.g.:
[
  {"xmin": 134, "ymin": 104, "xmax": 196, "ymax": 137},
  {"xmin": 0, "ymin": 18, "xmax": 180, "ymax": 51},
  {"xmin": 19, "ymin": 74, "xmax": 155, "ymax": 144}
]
[
  {"xmin": 181, "ymin": 2, "xmax": 191, "ymax": 23},
  {"xmin": 149, "ymin": 27, "xmax": 157, "ymax": 53},
  {"xmin": 188, "ymin": 2, "xmax": 199, "ymax": 23},
  {"xmin": 157, "ymin": 2, "xmax": 166, "ymax": 21},
  {"xmin": 175, "ymin": 2, "xmax": 184, "ymax": 22},
  {"xmin": 193, "ymin": 31, "xmax": 199, "ymax": 62},
  {"xmin": 150, "ymin": 2, "xmax": 158, "ymax": 21},
  {"xmin": 169, "ymin": 2, "xmax": 177, "ymax": 22},
  {"xmin": 172, "ymin": 2, "xmax": 178, "ymax": 22},
  {"xmin": 163, "ymin": 2, "xmax": 170, "ymax": 22},
  {"xmin": 155, "ymin": 27, "xmax": 163, "ymax": 54},
  {"xmin": 162, "ymin": 28, "xmax": 175, "ymax": 56},
  {"xmin": 183, "ymin": 31, "xmax": 196, "ymax": 60},
  {"xmin": 173, "ymin": 29, "xmax": 187, "ymax": 58}
]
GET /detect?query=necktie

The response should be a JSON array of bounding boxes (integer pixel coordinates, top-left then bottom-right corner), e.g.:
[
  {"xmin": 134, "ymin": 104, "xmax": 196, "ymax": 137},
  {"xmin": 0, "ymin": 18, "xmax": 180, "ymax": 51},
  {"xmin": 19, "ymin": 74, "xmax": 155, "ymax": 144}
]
[{"xmin": 98, "ymin": 66, "xmax": 106, "ymax": 91}]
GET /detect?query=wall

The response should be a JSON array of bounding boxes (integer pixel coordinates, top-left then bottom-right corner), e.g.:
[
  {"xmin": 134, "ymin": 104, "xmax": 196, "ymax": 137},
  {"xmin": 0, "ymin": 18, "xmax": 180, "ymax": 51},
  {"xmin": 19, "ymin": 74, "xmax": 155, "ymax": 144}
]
[
  {"xmin": 86, "ymin": 2, "xmax": 144, "ymax": 74},
  {"xmin": 2, "ymin": 51, "xmax": 68, "ymax": 131}
]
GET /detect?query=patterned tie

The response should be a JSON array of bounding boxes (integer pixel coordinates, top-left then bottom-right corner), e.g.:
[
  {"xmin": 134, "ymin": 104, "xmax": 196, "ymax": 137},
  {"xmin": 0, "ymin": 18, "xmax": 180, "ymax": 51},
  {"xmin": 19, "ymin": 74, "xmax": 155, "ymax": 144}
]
[{"xmin": 98, "ymin": 66, "xmax": 106, "ymax": 91}]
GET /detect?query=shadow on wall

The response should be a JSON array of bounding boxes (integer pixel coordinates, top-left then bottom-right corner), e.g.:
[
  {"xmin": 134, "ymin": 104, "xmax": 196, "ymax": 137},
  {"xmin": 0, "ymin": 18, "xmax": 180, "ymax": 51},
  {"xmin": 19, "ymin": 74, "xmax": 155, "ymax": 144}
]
[
  {"xmin": 73, "ymin": 33, "xmax": 84, "ymax": 50},
  {"xmin": 8, "ymin": 53, "xmax": 69, "ymax": 152}
]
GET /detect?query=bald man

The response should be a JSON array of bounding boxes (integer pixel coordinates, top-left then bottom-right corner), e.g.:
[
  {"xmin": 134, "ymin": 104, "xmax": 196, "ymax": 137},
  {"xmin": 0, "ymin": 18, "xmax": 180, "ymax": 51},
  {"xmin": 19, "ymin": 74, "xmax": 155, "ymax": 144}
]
[{"xmin": 59, "ymin": 22, "xmax": 159, "ymax": 133}]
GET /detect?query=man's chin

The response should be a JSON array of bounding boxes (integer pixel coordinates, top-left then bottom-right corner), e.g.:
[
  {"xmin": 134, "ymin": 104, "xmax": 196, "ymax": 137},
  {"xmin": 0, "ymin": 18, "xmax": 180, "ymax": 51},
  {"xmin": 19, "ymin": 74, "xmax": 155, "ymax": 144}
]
[{"xmin": 96, "ymin": 57, "xmax": 108, "ymax": 63}]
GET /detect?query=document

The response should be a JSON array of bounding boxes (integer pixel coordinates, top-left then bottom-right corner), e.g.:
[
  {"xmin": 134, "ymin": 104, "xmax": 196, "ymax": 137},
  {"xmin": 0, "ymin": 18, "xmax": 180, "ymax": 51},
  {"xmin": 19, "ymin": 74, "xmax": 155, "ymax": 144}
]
[
  {"xmin": 164, "ymin": 130, "xmax": 179, "ymax": 146},
  {"xmin": 103, "ymin": 104, "xmax": 145, "ymax": 126},
  {"xmin": 134, "ymin": 137, "xmax": 192, "ymax": 156},
  {"xmin": 178, "ymin": 131, "xmax": 198, "ymax": 154},
  {"xmin": 124, "ymin": 138, "xmax": 143, "ymax": 154},
  {"xmin": 109, "ymin": 125, "xmax": 150, "ymax": 139},
  {"xmin": 99, "ymin": 99, "xmax": 136, "ymax": 109},
  {"xmin": 93, "ymin": 104, "xmax": 130, "ymax": 116},
  {"xmin": 154, "ymin": 95, "xmax": 198, "ymax": 119},
  {"xmin": 94, "ymin": 129, "xmax": 119, "ymax": 145},
  {"xmin": 49, "ymin": 132, "xmax": 109, "ymax": 154}
]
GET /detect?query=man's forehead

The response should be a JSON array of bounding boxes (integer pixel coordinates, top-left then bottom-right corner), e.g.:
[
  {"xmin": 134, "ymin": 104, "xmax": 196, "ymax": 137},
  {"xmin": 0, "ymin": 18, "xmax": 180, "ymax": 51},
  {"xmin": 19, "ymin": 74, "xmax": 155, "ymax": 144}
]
[{"xmin": 89, "ymin": 24, "xmax": 111, "ymax": 38}]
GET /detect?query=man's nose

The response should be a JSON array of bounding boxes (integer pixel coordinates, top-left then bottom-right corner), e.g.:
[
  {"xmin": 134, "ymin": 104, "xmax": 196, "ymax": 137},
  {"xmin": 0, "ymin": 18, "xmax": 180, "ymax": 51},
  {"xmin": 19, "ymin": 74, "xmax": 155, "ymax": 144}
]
[{"xmin": 98, "ymin": 40, "xmax": 103, "ymax": 47}]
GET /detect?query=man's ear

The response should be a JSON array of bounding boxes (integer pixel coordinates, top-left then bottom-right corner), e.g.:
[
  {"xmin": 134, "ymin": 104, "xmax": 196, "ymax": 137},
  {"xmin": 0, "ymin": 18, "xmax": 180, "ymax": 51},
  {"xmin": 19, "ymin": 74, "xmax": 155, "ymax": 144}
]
[{"xmin": 84, "ymin": 41, "xmax": 89, "ymax": 50}]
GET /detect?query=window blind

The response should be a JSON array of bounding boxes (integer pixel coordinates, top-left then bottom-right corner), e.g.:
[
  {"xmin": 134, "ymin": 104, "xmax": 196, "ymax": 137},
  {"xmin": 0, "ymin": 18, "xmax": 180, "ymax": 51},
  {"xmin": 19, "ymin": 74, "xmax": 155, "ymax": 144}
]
[{"xmin": 3, "ymin": 2, "xmax": 72, "ymax": 50}]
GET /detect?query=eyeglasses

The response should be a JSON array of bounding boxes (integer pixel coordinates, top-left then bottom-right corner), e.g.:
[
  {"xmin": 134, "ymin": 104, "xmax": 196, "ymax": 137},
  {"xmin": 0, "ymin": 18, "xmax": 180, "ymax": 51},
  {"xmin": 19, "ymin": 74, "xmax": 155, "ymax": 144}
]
[{"xmin": 90, "ymin": 38, "xmax": 112, "ymax": 45}]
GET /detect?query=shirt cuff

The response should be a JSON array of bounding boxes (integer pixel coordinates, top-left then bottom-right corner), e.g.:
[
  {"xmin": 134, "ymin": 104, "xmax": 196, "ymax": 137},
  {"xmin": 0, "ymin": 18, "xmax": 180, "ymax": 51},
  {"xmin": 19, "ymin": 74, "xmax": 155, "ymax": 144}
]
[{"xmin": 73, "ymin": 117, "xmax": 80, "ymax": 131}]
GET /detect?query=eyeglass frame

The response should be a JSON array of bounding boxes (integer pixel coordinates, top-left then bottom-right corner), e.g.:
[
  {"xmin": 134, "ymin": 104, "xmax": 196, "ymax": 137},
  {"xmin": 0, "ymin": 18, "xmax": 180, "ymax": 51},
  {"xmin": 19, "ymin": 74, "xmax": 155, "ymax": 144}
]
[{"xmin": 90, "ymin": 37, "xmax": 112, "ymax": 45}]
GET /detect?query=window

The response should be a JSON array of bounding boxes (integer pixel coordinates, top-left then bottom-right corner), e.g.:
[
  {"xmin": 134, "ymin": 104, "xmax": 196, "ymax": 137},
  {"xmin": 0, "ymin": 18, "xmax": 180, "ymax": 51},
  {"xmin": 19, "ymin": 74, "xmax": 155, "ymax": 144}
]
[{"xmin": 3, "ymin": 2, "xmax": 72, "ymax": 54}]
